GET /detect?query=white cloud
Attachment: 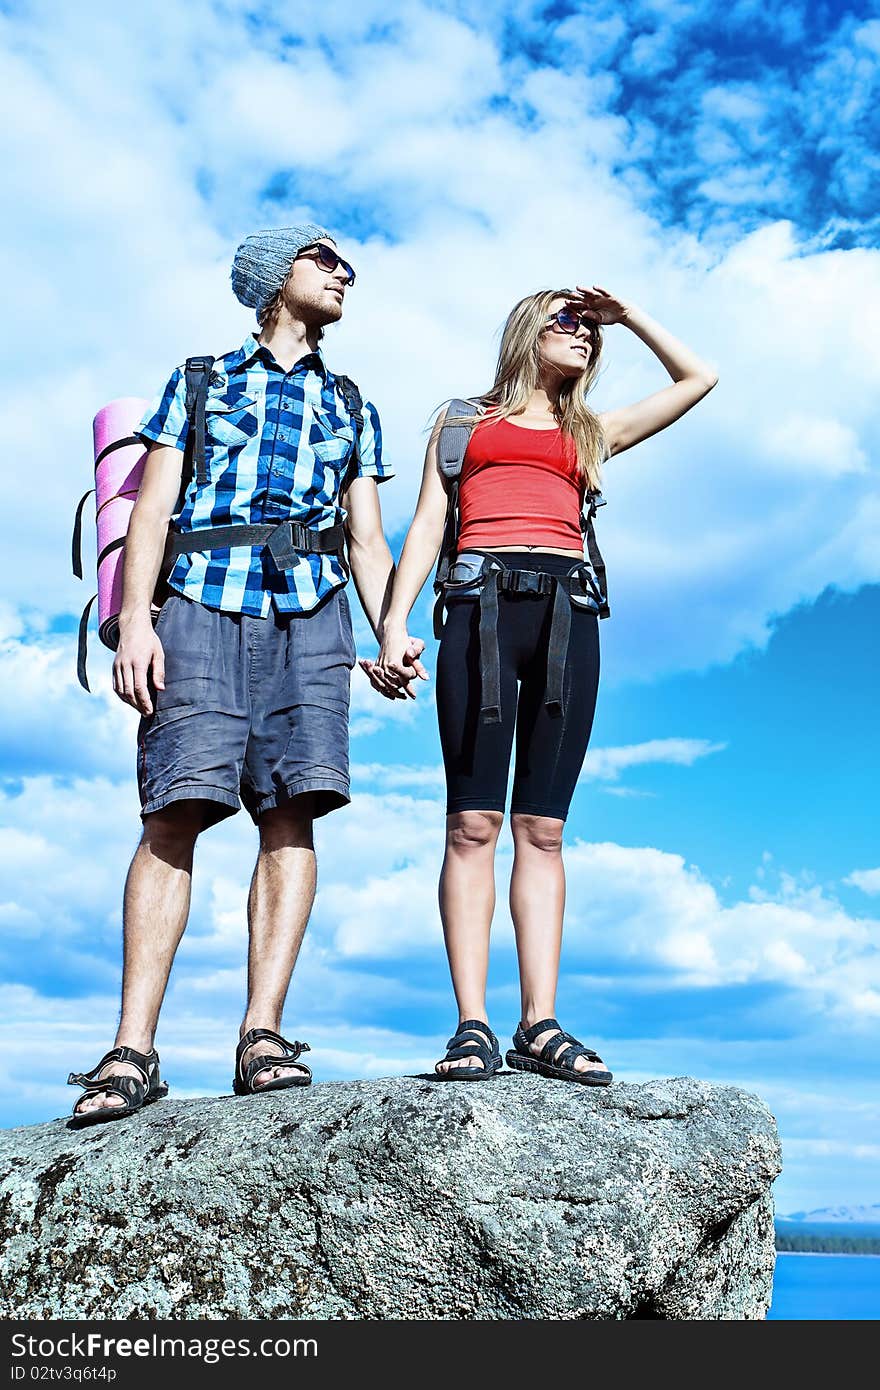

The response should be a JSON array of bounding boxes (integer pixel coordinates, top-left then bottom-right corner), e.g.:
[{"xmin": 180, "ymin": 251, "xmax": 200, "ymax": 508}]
[
  {"xmin": 844, "ymin": 867, "xmax": 880, "ymax": 896},
  {"xmin": 581, "ymin": 737, "xmax": 726, "ymax": 782},
  {"xmin": 854, "ymin": 19, "xmax": 880, "ymax": 56},
  {"xmin": 782, "ymin": 1139, "xmax": 880, "ymax": 1162},
  {"xmin": 701, "ymin": 84, "xmax": 769, "ymax": 133},
  {"xmin": 602, "ymin": 785, "xmax": 658, "ymax": 800},
  {"xmin": 559, "ymin": 847, "xmax": 880, "ymax": 1016},
  {"xmin": 0, "ymin": 632, "xmax": 136, "ymax": 779},
  {"xmin": 759, "ymin": 415, "xmax": 869, "ymax": 478},
  {"xmin": 351, "ymin": 763, "xmax": 445, "ymax": 794}
]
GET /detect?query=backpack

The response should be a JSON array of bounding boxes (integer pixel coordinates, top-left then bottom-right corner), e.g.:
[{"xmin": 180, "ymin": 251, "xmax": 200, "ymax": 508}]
[{"xmin": 72, "ymin": 358, "xmax": 364, "ymax": 692}]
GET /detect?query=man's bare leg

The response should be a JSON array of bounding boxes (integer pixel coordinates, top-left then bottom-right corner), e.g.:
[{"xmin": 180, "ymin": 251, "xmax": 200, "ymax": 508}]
[
  {"xmin": 238, "ymin": 796, "xmax": 318, "ymax": 1087},
  {"xmin": 73, "ymin": 800, "xmax": 206, "ymax": 1115}
]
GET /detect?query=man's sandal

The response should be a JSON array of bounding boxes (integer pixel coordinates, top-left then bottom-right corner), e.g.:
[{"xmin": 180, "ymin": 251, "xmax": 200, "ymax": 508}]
[
  {"xmin": 434, "ymin": 1019, "xmax": 502, "ymax": 1080},
  {"xmin": 67, "ymin": 1046, "xmax": 169, "ymax": 1127},
  {"xmin": 233, "ymin": 1027, "xmax": 312, "ymax": 1095},
  {"xmin": 506, "ymin": 1018, "xmax": 613, "ymax": 1086}
]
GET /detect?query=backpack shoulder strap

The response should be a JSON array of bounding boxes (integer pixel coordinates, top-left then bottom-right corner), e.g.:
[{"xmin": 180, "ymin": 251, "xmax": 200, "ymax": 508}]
[
  {"xmin": 333, "ymin": 373, "xmax": 365, "ymax": 494},
  {"xmin": 177, "ymin": 355, "xmax": 215, "ymax": 512},
  {"xmin": 432, "ymin": 398, "xmax": 481, "ymax": 636},
  {"xmin": 437, "ymin": 398, "xmax": 479, "ymax": 479},
  {"xmin": 333, "ymin": 373, "xmax": 364, "ymax": 431}
]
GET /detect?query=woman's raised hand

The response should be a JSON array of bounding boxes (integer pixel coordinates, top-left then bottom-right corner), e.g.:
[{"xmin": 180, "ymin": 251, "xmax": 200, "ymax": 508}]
[{"xmin": 569, "ymin": 284, "xmax": 631, "ymax": 326}]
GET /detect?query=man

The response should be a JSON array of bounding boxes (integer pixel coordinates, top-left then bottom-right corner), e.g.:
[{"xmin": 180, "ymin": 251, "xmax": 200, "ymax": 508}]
[{"xmin": 69, "ymin": 224, "xmax": 424, "ymax": 1123}]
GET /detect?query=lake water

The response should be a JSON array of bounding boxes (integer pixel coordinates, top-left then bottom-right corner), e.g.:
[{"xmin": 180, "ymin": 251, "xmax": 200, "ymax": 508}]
[{"xmin": 768, "ymin": 1253, "xmax": 880, "ymax": 1320}]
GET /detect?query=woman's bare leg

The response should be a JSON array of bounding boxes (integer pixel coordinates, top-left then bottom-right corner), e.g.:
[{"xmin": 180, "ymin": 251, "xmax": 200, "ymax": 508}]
[
  {"xmin": 435, "ymin": 809, "xmax": 503, "ymax": 1074},
  {"xmin": 509, "ymin": 812, "xmax": 609, "ymax": 1075}
]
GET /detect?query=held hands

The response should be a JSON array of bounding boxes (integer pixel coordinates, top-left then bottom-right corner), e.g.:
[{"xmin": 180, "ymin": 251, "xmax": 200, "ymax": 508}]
[
  {"xmin": 359, "ymin": 627, "xmax": 429, "ymax": 702},
  {"xmin": 568, "ymin": 284, "xmax": 631, "ymax": 326},
  {"xmin": 113, "ymin": 615, "xmax": 164, "ymax": 717}
]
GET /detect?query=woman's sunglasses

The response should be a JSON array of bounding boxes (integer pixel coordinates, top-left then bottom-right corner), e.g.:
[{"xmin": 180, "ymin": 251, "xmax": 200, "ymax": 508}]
[
  {"xmin": 296, "ymin": 243, "xmax": 356, "ymax": 287},
  {"xmin": 545, "ymin": 307, "xmax": 599, "ymax": 336}
]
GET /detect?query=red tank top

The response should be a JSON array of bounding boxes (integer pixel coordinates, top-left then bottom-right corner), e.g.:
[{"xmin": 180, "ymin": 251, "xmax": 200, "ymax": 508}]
[{"xmin": 456, "ymin": 416, "xmax": 584, "ymax": 552}]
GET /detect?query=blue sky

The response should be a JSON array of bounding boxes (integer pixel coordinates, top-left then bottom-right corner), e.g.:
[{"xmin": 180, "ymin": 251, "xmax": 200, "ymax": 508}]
[{"xmin": 1, "ymin": 0, "xmax": 878, "ymax": 1213}]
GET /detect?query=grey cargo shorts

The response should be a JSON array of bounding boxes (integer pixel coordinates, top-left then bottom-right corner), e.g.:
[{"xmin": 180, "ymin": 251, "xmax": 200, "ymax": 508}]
[{"xmin": 136, "ymin": 587, "xmax": 357, "ymax": 828}]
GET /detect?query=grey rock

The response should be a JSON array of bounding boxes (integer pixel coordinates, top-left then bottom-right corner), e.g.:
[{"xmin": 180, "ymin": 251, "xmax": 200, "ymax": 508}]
[{"xmin": 0, "ymin": 1074, "xmax": 781, "ymax": 1320}]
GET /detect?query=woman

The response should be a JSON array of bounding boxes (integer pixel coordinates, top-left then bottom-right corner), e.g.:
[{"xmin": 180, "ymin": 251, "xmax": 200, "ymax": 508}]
[{"xmin": 361, "ymin": 284, "xmax": 718, "ymax": 1081}]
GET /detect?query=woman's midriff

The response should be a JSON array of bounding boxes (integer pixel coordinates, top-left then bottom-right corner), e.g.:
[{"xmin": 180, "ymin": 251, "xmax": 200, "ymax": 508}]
[{"xmin": 475, "ymin": 543, "xmax": 584, "ymax": 555}]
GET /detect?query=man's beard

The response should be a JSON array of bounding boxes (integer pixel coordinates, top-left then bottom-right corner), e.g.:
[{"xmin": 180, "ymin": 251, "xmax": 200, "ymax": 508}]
[{"xmin": 299, "ymin": 289, "xmax": 344, "ymax": 328}]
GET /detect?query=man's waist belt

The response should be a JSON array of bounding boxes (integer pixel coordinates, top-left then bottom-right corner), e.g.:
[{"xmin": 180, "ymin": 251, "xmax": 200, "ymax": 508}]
[
  {"xmin": 164, "ymin": 520, "xmax": 346, "ymax": 572},
  {"xmin": 435, "ymin": 554, "xmax": 608, "ymax": 725}
]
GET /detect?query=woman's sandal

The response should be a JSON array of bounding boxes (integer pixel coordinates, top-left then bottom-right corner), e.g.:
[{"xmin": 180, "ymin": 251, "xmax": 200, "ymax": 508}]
[
  {"xmin": 506, "ymin": 1017, "xmax": 613, "ymax": 1086},
  {"xmin": 233, "ymin": 1027, "xmax": 312, "ymax": 1095},
  {"xmin": 434, "ymin": 1019, "xmax": 502, "ymax": 1080},
  {"xmin": 67, "ymin": 1046, "xmax": 169, "ymax": 1127}
]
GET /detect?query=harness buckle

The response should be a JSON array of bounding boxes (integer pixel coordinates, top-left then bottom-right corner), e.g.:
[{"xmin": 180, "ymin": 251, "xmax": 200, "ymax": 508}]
[
  {"xmin": 266, "ymin": 521, "xmax": 299, "ymax": 571},
  {"xmin": 505, "ymin": 569, "xmax": 552, "ymax": 597}
]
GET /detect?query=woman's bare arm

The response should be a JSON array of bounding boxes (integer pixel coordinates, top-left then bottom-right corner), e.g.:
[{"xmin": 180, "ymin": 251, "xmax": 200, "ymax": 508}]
[
  {"xmin": 571, "ymin": 286, "xmax": 719, "ymax": 458},
  {"xmin": 383, "ymin": 411, "xmax": 450, "ymax": 633}
]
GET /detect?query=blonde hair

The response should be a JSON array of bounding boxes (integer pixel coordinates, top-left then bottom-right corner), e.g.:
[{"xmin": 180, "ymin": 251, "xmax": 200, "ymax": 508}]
[{"xmin": 445, "ymin": 289, "xmax": 606, "ymax": 490}]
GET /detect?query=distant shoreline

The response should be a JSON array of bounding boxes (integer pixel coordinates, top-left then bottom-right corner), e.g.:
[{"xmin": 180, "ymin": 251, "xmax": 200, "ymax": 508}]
[
  {"xmin": 776, "ymin": 1250, "xmax": 880, "ymax": 1259},
  {"xmin": 774, "ymin": 1225, "xmax": 880, "ymax": 1257}
]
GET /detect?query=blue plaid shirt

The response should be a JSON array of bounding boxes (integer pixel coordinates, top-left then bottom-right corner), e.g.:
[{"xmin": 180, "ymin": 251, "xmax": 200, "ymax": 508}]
[{"xmin": 135, "ymin": 333, "xmax": 391, "ymax": 616}]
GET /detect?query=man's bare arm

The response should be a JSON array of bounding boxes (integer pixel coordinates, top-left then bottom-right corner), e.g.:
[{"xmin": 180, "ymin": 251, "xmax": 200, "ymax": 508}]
[
  {"xmin": 344, "ymin": 475, "xmax": 428, "ymax": 700},
  {"xmin": 343, "ymin": 474, "xmax": 396, "ymax": 643},
  {"xmin": 113, "ymin": 442, "xmax": 185, "ymax": 715}
]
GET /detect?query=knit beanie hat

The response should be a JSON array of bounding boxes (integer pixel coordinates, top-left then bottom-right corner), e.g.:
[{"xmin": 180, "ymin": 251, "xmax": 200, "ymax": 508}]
[{"xmin": 231, "ymin": 223, "xmax": 334, "ymax": 316}]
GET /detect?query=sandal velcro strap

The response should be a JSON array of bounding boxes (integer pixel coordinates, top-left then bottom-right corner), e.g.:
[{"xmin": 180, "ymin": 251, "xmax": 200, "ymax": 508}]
[
  {"xmin": 444, "ymin": 1042, "xmax": 491, "ymax": 1062},
  {"xmin": 234, "ymin": 1027, "xmax": 312, "ymax": 1093},
  {"xmin": 436, "ymin": 1020, "xmax": 502, "ymax": 1077},
  {"xmin": 78, "ymin": 1076, "xmax": 145, "ymax": 1104},
  {"xmin": 444, "ymin": 1027, "xmax": 494, "ymax": 1054},
  {"xmin": 67, "ymin": 1046, "xmax": 155, "ymax": 1089},
  {"xmin": 540, "ymin": 1035, "xmax": 567, "ymax": 1066},
  {"xmin": 545, "ymin": 1041, "xmax": 580, "ymax": 1070},
  {"xmin": 520, "ymin": 1017, "xmax": 561, "ymax": 1044},
  {"xmin": 456, "ymin": 1019, "xmax": 496, "ymax": 1041},
  {"xmin": 237, "ymin": 1027, "xmax": 311, "ymax": 1059}
]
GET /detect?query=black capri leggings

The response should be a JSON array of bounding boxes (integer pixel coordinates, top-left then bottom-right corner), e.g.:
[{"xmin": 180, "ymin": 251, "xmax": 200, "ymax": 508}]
[{"xmin": 436, "ymin": 550, "xmax": 600, "ymax": 821}]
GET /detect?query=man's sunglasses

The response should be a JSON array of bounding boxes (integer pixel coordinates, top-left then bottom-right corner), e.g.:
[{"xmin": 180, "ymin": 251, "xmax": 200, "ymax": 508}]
[
  {"xmin": 545, "ymin": 307, "xmax": 600, "ymax": 336},
  {"xmin": 296, "ymin": 243, "xmax": 356, "ymax": 287}
]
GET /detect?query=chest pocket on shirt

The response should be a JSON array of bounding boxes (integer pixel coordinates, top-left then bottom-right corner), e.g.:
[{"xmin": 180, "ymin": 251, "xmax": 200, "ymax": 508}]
[
  {"xmin": 204, "ymin": 392, "xmax": 259, "ymax": 450},
  {"xmin": 310, "ymin": 407, "xmax": 355, "ymax": 469}
]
